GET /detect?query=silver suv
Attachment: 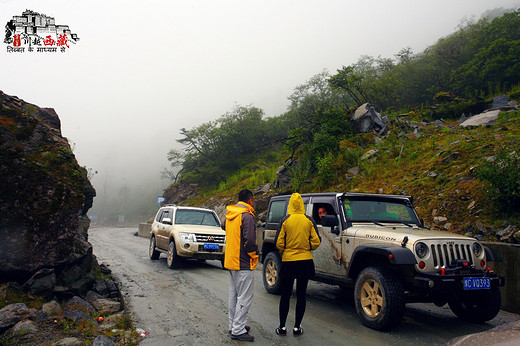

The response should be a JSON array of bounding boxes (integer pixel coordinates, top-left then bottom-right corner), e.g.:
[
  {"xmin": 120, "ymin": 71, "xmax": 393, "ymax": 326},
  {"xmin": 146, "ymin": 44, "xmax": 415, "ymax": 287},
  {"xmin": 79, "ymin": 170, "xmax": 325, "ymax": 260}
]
[
  {"xmin": 258, "ymin": 192, "xmax": 504, "ymax": 331},
  {"xmin": 149, "ymin": 205, "xmax": 226, "ymax": 269}
]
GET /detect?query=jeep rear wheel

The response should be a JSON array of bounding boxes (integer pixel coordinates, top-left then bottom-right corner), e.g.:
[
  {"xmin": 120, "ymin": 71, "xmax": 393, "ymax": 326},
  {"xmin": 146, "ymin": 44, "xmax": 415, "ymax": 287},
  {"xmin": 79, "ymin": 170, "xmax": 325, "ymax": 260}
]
[
  {"xmin": 448, "ymin": 286, "xmax": 501, "ymax": 323},
  {"xmin": 354, "ymin": 267, "xmax": 405, "ymax": 331},
  {"xmin": 263, "ymin": 252, "xmax": 282, "ymax": 294},
  {"xmin": 149, "ymin": 236, "xmax": 160, "ymax": 260},
  {"xmin": 167, "ymin": 240, "xmax": 180, "ymax": 269}
]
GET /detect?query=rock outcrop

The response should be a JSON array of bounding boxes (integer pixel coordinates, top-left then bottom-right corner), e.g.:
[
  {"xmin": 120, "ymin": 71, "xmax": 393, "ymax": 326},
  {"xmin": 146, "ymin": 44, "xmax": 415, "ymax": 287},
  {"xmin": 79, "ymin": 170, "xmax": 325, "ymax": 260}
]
[
  {"xmin": 0, "ymin": 90, "xmax": 99, "ymax": 298},
  {"xmin": 351, "ymin": 102, "xmax": 388, "ymax": 134}
]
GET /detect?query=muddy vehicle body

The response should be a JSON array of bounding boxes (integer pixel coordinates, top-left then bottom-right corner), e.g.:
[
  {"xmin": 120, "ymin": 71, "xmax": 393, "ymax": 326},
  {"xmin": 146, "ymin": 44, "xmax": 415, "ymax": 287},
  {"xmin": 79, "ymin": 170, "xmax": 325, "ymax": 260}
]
[
  {"xmin": 259, "ymin": 192, "xmax": 504, "ymax": 331},
  {"xmin": 149, "ymin": 205, "xmax": 226, "ymax": 269}
]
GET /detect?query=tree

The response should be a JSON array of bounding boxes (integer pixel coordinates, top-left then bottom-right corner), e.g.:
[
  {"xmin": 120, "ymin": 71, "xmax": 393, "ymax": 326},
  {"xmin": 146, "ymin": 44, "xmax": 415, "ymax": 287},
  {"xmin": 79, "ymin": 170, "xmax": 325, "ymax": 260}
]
[
  {"xmin": 451, "ymin": 39, "xmax": 520, "ymax": 96},
  {"xmin": 161, "ymin": 149, "xmax": 184, "ymax": 183},
  {"xmin": 173, "ymin": 105, "xmax": 292, "ymax": 186}
]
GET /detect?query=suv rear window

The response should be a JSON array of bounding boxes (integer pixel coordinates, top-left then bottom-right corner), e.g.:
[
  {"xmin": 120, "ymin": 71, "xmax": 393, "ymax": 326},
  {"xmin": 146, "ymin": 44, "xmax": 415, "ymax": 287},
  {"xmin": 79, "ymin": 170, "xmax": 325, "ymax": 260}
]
[{"xmin": 175, "ymin": 209, "xmax": 220, "ymax": 226}]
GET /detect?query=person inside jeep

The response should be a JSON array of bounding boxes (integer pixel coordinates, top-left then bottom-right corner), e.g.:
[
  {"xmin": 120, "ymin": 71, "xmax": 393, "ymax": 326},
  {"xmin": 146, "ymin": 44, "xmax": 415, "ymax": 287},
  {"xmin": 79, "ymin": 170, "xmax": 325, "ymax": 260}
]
[
  {"xmin": 318, "ymin": 207, "xmax": 328, "ymax": 221},
  {"xmin": 315, "ymin": 205, "xmax": 334, "ymax": 224}
]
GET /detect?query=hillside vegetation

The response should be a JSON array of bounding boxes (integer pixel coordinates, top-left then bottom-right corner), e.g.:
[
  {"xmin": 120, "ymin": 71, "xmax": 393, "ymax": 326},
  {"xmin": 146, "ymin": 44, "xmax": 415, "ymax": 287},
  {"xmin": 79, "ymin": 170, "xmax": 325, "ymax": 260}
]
[{"xmin": 163, "ymin": 9, "xmax": 520, "ymax": 238}]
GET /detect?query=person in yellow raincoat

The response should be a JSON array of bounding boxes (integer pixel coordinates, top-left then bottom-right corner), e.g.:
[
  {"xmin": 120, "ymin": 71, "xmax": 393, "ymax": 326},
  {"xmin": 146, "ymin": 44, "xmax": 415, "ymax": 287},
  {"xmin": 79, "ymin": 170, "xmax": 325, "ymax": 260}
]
[
  {"xmin": 274, "ymin": 193, "xmax": 321, "ymax": 337},
  {"xmin": 223, "ymin": 189, "xmax": 258, "ymax": 342}
]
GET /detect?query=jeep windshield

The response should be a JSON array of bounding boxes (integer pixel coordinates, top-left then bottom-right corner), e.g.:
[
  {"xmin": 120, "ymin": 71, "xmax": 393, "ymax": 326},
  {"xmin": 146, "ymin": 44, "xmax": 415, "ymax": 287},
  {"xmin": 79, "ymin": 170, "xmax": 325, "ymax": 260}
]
[
  {"xmin": 175, "ymin": 209, "xmax": 220, "ymax": 226},
  {"xmin": 342, "ymin": 197, "xmax": 420, "ymax": 226}
]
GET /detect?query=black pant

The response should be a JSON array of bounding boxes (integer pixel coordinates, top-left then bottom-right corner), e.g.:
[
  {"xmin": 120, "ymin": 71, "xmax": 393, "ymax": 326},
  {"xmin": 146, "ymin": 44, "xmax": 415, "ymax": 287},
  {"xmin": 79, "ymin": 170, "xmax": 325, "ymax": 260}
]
[{"xmin": 278, "ymin": 259, "xmax": 314, "ymax": 328}]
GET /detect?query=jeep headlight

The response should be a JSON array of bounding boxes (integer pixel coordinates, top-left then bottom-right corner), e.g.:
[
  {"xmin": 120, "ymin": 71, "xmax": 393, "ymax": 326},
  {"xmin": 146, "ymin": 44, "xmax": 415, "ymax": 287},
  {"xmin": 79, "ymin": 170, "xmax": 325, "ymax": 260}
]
[
  {"xmin": 472, "ymin": 242, "xmax": 483, "ymax": 257},
  {"xmin": 180, "ymin": 232, "xmax": 196, "ymax": 242},
  {"xmin": 415, "ymin": 242, "xmax": 428, "ymax": 258}
]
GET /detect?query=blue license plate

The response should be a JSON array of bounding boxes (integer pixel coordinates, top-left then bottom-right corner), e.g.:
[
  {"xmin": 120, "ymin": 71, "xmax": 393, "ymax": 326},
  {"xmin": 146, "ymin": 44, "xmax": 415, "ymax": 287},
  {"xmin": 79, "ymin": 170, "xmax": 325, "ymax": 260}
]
[
  {"xmin": 203, "ymin": 243, "xmax": 219, "ymax": 250},
  {"xmin": 463, "ymin": 277, "xmax": 490, "ymax": 290}
]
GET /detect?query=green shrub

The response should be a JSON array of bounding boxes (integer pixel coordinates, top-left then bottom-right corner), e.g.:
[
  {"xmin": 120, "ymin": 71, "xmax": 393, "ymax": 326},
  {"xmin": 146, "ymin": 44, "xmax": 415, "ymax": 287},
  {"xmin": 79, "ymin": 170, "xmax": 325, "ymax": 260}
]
[
  {"xmin": 428, "ymin": 98, "xmax": 487, "ymax": 120},
  {"xmin": 477, "ymin": 147, "xmax": 520, "ymax": 215},
  {"xmin": 317, "ymin": 152, "xmax": 335, "ymax": 187}
]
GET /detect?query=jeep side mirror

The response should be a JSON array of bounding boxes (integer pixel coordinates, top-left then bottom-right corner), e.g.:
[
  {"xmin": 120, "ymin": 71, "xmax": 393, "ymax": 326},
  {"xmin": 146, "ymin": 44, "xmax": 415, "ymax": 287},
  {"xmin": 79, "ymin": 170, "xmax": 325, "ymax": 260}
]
[
  {"xmin": 162, "ymin": 217, "xmax": 172, "ymax": 225},
  {"xmin": 321, "ymin": 215, "xmax": 338, "ymax": 227}
]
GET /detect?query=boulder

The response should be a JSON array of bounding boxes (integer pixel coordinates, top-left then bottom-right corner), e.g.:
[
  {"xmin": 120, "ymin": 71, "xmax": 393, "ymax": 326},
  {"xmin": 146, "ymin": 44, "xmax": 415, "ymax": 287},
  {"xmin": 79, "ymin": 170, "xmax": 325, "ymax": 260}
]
[
  {"xmin": 6, "ymin": 320, "xmax": 38, "ymax": 337},
  {"xmin": 351, "ymin": 103, "xmax": 387, "ymax": 134},
  {"xmin": 433, "ymin": 216, "xmax": 448, "ymax": 224},
  {"xmin": 491, "ymin": 95, "xmax": 509, "ymax": 110},
  {"xmin": 91, "ymin": 298, "xmax": 121, "ymax": 315},
  {"xmin": 0, "ymin": 90, "xmax": 96, "ymax": 287},
  {"xmin": 22, "ymin": 268, "xmax": 56, "ymax": 299},
  {"xmin": 347, "ymin": 166, "xmax": 360, "ymax": 176},
  {"xmin": 361, "ymin": 149, "xmax": 378, "ymax": 160},
  {"xmin": 274, "ymin": 158, "xmax": 294, "ymax": 188},
  {"xmin": 93, "ymin": 335, "xmax": 116, "ymax": 346},
  {"xmin": 439, "ymin": 152, "xmax": 461, "ymax": 165},
  {"xmin": 54, "ymin": 338, "xmax": 84, "ymax": 346},
  {"xmin": 63, "ymin": 308, "xmax": 94, "ymax": 323},
  {"xmin": 460, "ymin": 110, "xmax": 500, "ymax": 127},
  {"xmin": 254, "ymin": 183, "xmax": 271, "ymax": 195},
  {"xmin": 65, "ymin": 296, "xmax": 96, "ymax": 314},
  {"xmin": 105, "ymin": 280, "xmax": 119, "ymax": 298},
  {"xmin": 0, "ymin": 303, "xmax": 30, "ymax": 333},
  {"xmin": 41, "ymin": 300, "xmax": 63, "ymax": 317}
]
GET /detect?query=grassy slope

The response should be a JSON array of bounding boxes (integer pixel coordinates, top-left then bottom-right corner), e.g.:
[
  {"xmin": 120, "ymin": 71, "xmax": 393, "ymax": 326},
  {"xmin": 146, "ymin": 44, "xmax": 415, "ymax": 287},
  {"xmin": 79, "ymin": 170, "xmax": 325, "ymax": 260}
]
[{"xmin": 186, "ymin": 110, "xmax": 519, "ymax": 239}]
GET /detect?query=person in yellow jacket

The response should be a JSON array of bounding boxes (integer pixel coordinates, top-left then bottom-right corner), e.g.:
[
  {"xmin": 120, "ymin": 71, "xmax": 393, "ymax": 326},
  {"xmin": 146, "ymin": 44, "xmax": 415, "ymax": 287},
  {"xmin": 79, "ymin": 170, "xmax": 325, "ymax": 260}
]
[
  {"xmin": 274, "ymin": 192, "xmax": 321, "ymax": 337},
  {"xmin": 223, "ymin": 189, "xmax": 258, "ymax": 342}
]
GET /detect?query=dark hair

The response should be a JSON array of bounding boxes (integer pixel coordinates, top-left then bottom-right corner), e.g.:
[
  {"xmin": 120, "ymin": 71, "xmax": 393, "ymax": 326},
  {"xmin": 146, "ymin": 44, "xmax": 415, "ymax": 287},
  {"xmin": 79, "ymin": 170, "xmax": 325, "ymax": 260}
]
[{"xmin": 238, "ymin": 189, "xmax": 253, "ymax": 203}]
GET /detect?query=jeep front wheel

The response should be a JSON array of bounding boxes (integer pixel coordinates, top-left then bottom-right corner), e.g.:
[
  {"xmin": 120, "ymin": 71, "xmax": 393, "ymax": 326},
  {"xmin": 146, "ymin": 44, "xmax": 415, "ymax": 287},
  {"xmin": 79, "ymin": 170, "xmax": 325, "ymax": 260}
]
[
  {"xmin": 354, "ymin": 267, "xmax": 405, "ymax": 331},
  {"xmin": 167, "ymin": 240, "xmax": 180, "ymax": 269},
  {"xmin": 263, "ymin": 252, "xmax": 282, "ymax": 294},
  {"xmin": 149, "ymin": 236, "xmax": 160, "ymax": 260},
  {"xmin": 448, "ymin": 286, "xmax": 501, "ymax": 323}
]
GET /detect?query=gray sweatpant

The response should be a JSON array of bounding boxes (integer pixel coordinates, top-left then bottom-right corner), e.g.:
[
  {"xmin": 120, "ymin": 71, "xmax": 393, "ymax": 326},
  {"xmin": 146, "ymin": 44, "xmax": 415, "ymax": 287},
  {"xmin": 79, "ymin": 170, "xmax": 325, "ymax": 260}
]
[{"xmin": 228, "ymin": 270, "xmax": 254, "ymax": 335}]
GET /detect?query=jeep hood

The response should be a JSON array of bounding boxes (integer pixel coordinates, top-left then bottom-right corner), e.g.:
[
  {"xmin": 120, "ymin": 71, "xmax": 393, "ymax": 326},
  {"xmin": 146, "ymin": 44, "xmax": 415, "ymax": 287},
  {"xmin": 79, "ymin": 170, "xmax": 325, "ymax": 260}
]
[
  {"xmin": 174, "ymin": 224, "xmax": 225, "ymax": 234},
  {"xmin": 352, "ymin": 224, "xmax": 478, "ymax": 245}
]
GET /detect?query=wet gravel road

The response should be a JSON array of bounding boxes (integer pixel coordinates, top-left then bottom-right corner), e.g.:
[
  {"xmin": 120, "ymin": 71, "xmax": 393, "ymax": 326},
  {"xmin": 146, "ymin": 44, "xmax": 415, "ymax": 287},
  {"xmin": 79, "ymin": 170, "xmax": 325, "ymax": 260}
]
[{"xmin": 89, "ymin": 227, "xmax": 520, "ymax": 345}]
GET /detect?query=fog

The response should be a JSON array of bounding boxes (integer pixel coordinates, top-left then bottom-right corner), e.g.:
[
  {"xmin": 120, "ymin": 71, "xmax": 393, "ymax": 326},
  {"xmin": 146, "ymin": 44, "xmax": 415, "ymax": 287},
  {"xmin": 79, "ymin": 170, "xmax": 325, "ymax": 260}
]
[{"xmin": 2, "ymin": 0, "xmax": 519, "ymax": 222}]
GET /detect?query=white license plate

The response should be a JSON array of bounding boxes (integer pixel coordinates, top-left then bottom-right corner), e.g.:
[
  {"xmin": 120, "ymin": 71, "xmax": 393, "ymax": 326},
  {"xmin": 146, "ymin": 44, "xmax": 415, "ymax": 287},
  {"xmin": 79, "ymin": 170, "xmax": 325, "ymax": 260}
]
[
  {"xmin": 463, "ymin": 277, "xmax": 490, "ymax": 290},
  {"xmin": 203, "ymin": 243, "xmax": 219, "ymax": 250}
]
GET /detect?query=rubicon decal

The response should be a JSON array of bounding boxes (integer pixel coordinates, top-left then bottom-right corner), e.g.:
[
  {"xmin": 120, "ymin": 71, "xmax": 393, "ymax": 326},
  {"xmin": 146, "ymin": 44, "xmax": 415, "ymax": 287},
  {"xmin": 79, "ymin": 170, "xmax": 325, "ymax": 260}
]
[
  {"xmin": 365, "ymin": 234, "xmax": 397, "ymax": 242},
  {"xmin": 4, "ymin": 10, "xmax": 79, "ymax": 53}
]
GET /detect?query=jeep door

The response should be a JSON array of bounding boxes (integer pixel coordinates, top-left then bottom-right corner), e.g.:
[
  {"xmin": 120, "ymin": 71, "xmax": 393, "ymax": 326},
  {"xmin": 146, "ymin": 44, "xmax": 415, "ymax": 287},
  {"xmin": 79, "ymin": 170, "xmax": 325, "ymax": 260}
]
[
  {"xmin": 156, "ymin": 208, "xmax": 173, "ymax": 249},
  {"xmin": 309, "ymin": 196, "xmax": 347, "ymax": 278}
]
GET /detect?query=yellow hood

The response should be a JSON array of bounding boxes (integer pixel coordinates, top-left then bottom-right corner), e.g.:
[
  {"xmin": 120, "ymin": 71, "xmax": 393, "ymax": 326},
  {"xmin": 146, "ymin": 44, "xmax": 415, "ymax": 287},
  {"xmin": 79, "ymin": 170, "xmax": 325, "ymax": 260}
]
[
  {"xmin": 288, "ymin": 193, "xmax": 305, "ymax": 215},
  {"xmin": 225, "ymin": 201, "xmax": 255, "ymax": 221}
]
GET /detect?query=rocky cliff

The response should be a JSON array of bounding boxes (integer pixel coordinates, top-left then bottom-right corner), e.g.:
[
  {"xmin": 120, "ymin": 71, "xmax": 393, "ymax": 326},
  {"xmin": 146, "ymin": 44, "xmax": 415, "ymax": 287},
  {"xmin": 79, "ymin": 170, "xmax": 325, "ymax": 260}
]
[{"xmin": 0, "ymin": 90, "xmax": 97, "ymax": 298}]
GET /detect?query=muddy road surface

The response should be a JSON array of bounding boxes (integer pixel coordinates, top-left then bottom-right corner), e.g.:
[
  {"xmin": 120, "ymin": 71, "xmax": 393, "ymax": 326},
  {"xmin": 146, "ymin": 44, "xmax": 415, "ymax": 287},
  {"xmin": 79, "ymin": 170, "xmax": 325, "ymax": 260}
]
[{"xmin": 89, "ymin": 227, "xmax": 519, "ymax": 345}]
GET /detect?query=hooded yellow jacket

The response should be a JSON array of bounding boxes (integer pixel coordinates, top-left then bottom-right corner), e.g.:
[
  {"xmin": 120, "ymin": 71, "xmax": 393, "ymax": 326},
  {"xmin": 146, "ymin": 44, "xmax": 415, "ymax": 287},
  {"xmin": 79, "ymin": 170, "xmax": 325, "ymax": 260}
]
[
  {"xmin": 223, "ymin": 202, "xmax": 258, "ymax": 270},
  {"xmin": 275, "ymin": 193, "xmax": 321, "ymax": 262}
]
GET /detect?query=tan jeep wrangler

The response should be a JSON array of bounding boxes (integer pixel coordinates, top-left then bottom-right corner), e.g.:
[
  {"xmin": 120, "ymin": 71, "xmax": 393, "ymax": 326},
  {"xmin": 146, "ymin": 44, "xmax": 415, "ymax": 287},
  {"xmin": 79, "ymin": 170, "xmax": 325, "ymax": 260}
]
[
  {"xmin": 258, "ymin": 192, "xmax": 504, "ymax": 331},
  {"xmin": 149, "ymin": 205, "xmax": 226, "ymax": 269}
]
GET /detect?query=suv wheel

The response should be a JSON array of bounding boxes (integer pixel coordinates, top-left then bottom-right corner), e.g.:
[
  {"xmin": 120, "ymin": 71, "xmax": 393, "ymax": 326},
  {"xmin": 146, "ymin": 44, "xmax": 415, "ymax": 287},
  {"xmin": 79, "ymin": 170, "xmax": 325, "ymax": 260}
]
[
  {"xmin": 167, "ymin": 241, "xmax": 180, "ymax": 269},
  {"xmin": 149, "ymin": 236, "xmax": 160, "ymax": 260},
  {"xmin": 263, "ymin": 252, "xmax": 282, "ymax": 294},
  {"xmin": 354, "ymin": 267, "xmax": 405, "ymax": 331},
  {"xmin": 448, "ymin": 286, "xmax": 501, "ymax": 322}
]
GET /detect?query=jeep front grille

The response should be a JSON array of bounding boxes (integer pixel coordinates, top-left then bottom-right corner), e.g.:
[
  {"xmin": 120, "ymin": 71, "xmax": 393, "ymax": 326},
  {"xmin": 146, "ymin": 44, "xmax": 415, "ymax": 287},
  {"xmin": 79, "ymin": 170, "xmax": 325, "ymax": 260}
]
[
  {"xmin": 195, "ymin": 234, "xmax": 225, "ymax": 243},
  {"xmin": 430, "ymin": 243, "xmax": 473, "ymax": 268}
]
